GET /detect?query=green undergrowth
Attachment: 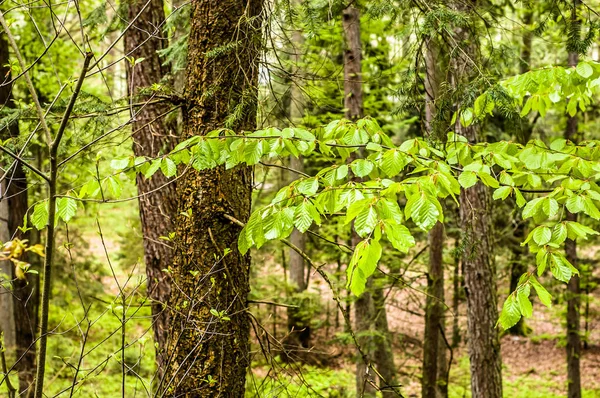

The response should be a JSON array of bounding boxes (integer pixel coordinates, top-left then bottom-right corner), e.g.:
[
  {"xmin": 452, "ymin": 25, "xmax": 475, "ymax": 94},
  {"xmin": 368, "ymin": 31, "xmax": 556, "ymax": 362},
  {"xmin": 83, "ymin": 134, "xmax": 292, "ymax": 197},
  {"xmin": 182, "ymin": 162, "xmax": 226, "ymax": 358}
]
[{"xmin": 247, "ymin": 364, "xmax": 355, "ymax": 397}]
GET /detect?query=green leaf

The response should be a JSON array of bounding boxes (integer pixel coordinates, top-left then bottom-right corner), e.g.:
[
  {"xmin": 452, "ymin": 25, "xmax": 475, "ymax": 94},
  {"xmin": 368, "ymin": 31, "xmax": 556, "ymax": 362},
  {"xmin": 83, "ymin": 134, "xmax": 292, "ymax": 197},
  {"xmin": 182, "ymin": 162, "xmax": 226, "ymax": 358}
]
[
  {"xmin": 161, "ymin": 158, "xmax": 177, "ymax": 177},
  {"xmin": 406, "ymin": 193, "xmax": 439, "ymax": 231},
  {"xmin": 354, "ymin": 205, "xmax": 378, "ymax": 237},
  {"xmin": 458, "ymin": 171, "xmax": 477, "ymax": 189},
  {"xmin": 514, "ymin": 188, "xmax": 526, "ymax": 207},
  {"xmin": 346, "ymin": 198, "xmax": 371, "ymax": 224},
  {"xmin": 145, "ymin": 159, "xmax": 162, "ymax": 179},
  {"xmin": 336, "ymin": 165, "xmax": 349, "ymax": 180},
  {"xmin": 542, "ymin": 198, "xmax": 559, "ymax": 218},
  {"xmin": 297, "ymin": 177, "xmax": 319, "ymax": 196},
  {"xmin": 346, "ymin": 239, "xmax": 382, "ymax": 296},
  {"xmin": 31, "ymin": 201, "xmax": 49, "ymax": 230},
  {"xmin": 263, "ymin": 208, "xmax": 294, "ymax": 240},
  {"xmin": 105, "ymin": 176, "xmax": 122, "ymax": 198},
  {"xmin": 499, "ymin": 294, "xmax": 522, "ymax": 330},
  {"xmin": 522, "ymin": 197, "xmax": 543, "ymax": 219},
  {"xmin": 294, "ymin": 200, "xmax": 315, "ymax": 233},
  {"xmin": 566, "ymin": 221, "xmax": 599, "ymax": 240},
  {"xmin": 550, "ymin": 253, "xmax": 572, "ymax": 282},
  {"xmin": 517, "ymin": 286, "xmax": 533, "ymax": 318},
  {"xmin": 576, "ymin": 62, "xmax": 593, "ymax": 78},
  {"xmin": 383, "ymin": 221, "xmax": 415, "ymax": 253},
  {"xmin": 530, "ymin": 277, "xmax": 552, "ymax": 307},
  {"xmin": 492, "ymin": 186, "xmax": 512, "ymax": 201},
  {"xmin": 532, "ymin": 226, "xmax": 552, "ymax": 245},
  {"xmin": 351, "ymin": 159, "xmax": 374, "ymax": 178},
  {"xmin": 551, "ymin": 223, "xmax": 568, "ymax": 244},
  {"xmin": 376, "ymin": 199, "xmax": 403, "ymax": 224},
  {"xmin": 56, "ymin": 197, "xmax": 78, "ymax": 223},
  {"xmin": 381, "ymin": 149, "xmax": 406, "ymax": 177},
  {"xmin": 110, "ymin": 157, "xmax": 130, "ymax": 170},
  {"xmin": 566, "ymin": 195, "xmax": 586, "ymax": 214}
]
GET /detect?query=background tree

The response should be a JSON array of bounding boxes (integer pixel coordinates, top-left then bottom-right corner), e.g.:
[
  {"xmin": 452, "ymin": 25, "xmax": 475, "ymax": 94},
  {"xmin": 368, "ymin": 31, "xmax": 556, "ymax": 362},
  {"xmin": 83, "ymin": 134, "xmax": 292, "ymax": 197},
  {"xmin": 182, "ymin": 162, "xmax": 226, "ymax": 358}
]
[{"xmin": 124, "ymin": 0, "xmax": 177, "ymax": 378}]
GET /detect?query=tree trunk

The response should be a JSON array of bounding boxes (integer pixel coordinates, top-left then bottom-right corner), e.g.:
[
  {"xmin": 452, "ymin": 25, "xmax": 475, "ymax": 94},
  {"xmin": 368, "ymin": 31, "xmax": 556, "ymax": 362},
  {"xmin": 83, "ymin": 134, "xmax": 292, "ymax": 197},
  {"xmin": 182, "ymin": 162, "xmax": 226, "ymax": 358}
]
[
  {"xmin": 508, "ymin": 9, "xmax": 534, "ymax": 336},
  {"xmin": 373, "ymin": 285, "xmax": 399, "ymax": 397},
  {"xmin": 343, "ymin": 6, "xmax": 375, "ymax": 397},
  {"xmin": 422, "ymin": 34, "xmax": 448, "ymax": 398},
  {"xmin": 565, "ymin": 8, "xmax": 581, "ymax": 393},
  {"xmin": 160, "ymin": 0, "xmax": 262, "ymax": 395},
  {"xmin": 0, "ymin": 31, "xmax": 37, "ymax": 396},
  {"xmin": 451, "ymin": 2, "xmax": 502, "ymax": 397},
  {"xmin": 422, "ymin": 222, "xmax": 447, "ymax": 398},
  {"xmin": 343, "ymin": 6, "xmax": 396, "ymax": 396},
  {"xmin": 285, "ymin": 11, "xmax": 310, "ymax": 355},
  {"xmin": 124, "ymin": 0, "xmax": 177, "ymax": 379}
]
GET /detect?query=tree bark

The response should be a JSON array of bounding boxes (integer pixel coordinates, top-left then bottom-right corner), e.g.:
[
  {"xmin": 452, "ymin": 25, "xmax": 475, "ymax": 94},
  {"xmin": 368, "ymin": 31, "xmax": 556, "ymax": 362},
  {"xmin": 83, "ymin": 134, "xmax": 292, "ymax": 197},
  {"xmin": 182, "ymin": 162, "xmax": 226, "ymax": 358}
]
[
  {"xmin": 508, "ymin": 9, "xmax": 534, "ymax": 336},
  {"xmin": 160, "ymin": 0, "xmax": 262, "ymax": 395},
  {"xmin": 422, "ymin": 34, "xmax": 448, "ymax": 398},
  {"xmin": 0, "ymin": 31, "xmax": 37, "ymax": 396},
  {"xmin": 372, "ymin": 284, "xmax": 399, "ymax": 398},
  {"xmin": 343, "ymin": 6, "xmax": 396, "ymax": 396},
  {"xmin": 124, "ymin": 0, "xmax": 177, "ymax": 379},
  {"xmin": 565, "ymin": 6, "xmax": 581, "ymax": 393},
  {"xmin": 285, "ymin": 10, "xmax": 310, "ymax": 355},
  {"xmin": 422, "ymin": 222, "xmax": 447, "ymax": 398},
  {"xmin": 451, "ymin": 1, "xmax": 502, "ymax": 397},
  {"xmin": 343, "ymin": 6, "xmax": 375, "ymax": 397}
]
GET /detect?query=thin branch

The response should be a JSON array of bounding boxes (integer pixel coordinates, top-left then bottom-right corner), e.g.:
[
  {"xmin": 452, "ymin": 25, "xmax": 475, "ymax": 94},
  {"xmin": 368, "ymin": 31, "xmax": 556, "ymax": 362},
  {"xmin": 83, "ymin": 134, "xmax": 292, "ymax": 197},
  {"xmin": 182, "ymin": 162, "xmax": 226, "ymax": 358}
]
[{"xmin": 0, "ymin": 145, "xmax": 49, "ymax": 182}]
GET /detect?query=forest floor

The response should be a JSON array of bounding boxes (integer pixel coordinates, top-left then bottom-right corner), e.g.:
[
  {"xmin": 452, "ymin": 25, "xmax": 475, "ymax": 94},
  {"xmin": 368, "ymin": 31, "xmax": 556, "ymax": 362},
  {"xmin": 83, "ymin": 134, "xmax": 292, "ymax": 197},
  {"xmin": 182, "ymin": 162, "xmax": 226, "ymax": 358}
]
[
  {"xmin": 12, "ymin": 200, "xmax": 599, "ymax": 398},
  {"xmin": 249, "ymin": 242, "xmax": 600, "ymax": 398}
]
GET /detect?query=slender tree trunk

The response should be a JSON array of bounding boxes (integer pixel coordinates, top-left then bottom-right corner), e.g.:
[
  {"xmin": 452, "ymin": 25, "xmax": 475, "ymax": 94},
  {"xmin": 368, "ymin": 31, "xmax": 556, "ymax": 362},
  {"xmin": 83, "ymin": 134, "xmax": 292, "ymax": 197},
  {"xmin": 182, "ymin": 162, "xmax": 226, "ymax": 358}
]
[
  {"xmin": 124, "ymin": 0, "xmax": 177, "ymax": 379},
  {"xmin": 343, "ymin": 6, "xmax": 375, "ymax": 397},
  {"xmin": 372, "ymin": 284, "xmax": 399, "ymax": 398},
  {"xmin": 0, "ymin": 31, "xmax": 17, "ymax": 359},
  {"xmin": 451, "ymin": 2, "xmax": 502, "ymax": 397},
  {"xmin": 285, "ymin": 11, "xmax": 310, "ymax": 355},
  {"xmin": 0, "ymin": 31, "xmax": 37, "ymax": 396},
  {"xmin": 508, "ymin": 9, "xmax": 534, "ymax": 336},
  {"xmin": 451, "ymin": 243, "xmax": 461, "ymax": 348},
  {"xmin": 422, "ymin": 223, "xmax": 447, "ymax": 398},
  {"xmin": 161, "ymin": 0, "xmax": 262, "ymax": 395},
  {"xmin": 343, "ymin": 6, "xmax": 396, "ymax": 396},
  {"xmin": 422, "ymin": 34, "xmax": 448, "ymax": 398},
  {"xmin": 565, "ymin": 6, "xmax": 581, "ymax": 393}
]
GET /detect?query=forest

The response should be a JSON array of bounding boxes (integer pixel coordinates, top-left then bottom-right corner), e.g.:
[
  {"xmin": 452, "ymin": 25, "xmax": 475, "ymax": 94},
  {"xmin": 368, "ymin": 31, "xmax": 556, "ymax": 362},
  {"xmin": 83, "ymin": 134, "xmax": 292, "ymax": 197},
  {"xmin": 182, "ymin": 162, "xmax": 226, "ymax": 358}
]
[{"xmin": 2, "ymin": 0, "xmax": 600, "ymax": 397}]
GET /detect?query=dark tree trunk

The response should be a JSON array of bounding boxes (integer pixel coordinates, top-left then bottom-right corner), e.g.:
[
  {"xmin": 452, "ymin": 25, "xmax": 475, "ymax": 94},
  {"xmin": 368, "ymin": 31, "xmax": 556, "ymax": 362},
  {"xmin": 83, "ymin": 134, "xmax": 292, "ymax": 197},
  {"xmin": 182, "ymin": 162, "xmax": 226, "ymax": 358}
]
[
  {"xmin": 160, "ymin": 0, "xmax": 262, "ymax": 395},
  {"xmin": 451, "ymin": 1, "xmax": 502, "ymax": 397},
  {"xmin": 373, "ymin": 285, "xmax": 399, "ymax": 398},
  {"xmin": 285, "ymin": 156, "xmax": 311, "ymax": 353},
  {"xmin": 284, "ymin": 15, "xmax": 310, "ymax": 354},
  {"xmin": 124, "ymin": 0, "xmax": 177, "ymax": 379},
  {"xmin": 422, "ymin": 34, "xmax": 448, "ymax": 398},
  {"xmin": 124, "ymin": 0, "xmax": 177, "ymax": 381},
  {"xmin": 343, "ymin": 6, "xmax": 396, "ymax": 396},
  {"xmin": 343, "ymin": 6, "xmax": 376, "ymax": 397},
  {"xmin": 0, "ymin": 31, "xmax": 37, "ymax": 397},
  {"xmin": 565, "ymin": 9, "xmax": 581, "ymax": 393},
  {"xmin": 422, "ymin": 222, "xmax": 447, "ymax": 398},
  {"xmin": 508, "ymin": 9, "xmax": 534, "ymax": 336}
]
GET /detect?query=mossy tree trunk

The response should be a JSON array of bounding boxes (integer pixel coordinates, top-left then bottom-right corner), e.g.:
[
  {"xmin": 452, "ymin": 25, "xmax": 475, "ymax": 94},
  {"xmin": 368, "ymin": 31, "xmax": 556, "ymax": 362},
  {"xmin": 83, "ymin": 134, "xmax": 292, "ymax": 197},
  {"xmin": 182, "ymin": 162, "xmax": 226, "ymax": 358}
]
[
  {"xmin": 124, "ymin": 0, "xmax": 177, "ymax": 379},
  {"xmin": 160, "ymin": 0, "xmax": 262, "ymax": 395}
]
